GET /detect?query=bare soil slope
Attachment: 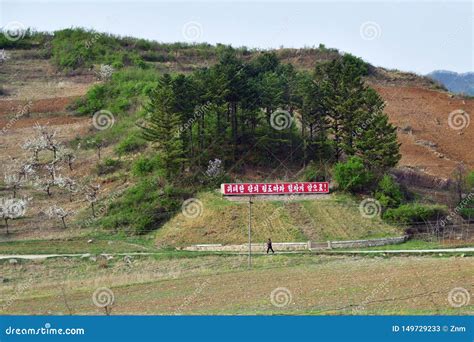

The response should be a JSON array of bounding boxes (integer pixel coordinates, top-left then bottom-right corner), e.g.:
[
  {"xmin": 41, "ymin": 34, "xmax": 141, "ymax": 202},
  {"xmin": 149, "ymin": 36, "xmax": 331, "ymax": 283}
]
[{"xmin": 373, "ymin": 85, "xmax": 474, "ymax": 178}]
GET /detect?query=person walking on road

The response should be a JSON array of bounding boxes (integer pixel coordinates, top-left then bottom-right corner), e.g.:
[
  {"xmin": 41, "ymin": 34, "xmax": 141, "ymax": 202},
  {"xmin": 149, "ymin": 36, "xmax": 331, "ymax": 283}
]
[{"xmin": 266, "ymin": 238, "xmax": 275, "ymax": 254}]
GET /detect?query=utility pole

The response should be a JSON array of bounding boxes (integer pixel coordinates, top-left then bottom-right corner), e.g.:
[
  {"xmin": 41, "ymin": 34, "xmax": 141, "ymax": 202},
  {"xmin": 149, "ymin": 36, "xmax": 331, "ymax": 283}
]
[{"xmin": 248, "ymin": 196, "xmax": 253, "ymax": 269}]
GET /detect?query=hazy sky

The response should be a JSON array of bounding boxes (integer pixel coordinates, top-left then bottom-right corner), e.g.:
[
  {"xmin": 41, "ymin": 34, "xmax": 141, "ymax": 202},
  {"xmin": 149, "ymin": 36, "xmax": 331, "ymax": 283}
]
[{"xmin": 1, "ymin": 1, "xmax": 472, "ymax": 74}]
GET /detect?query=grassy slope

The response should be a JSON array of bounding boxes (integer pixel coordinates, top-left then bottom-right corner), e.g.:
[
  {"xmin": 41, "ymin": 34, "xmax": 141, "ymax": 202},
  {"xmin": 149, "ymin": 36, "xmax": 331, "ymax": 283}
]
[
  {"xmin": 155, "ymin": 192, "xmax": 402, "ymax": 247},
  {"xmin": 354, "ymin": 239, "xmax": 474, "ymax": 251},
  {"xmin": 1, "ymin": 254, "xmax": 471, "ymax": 315}
]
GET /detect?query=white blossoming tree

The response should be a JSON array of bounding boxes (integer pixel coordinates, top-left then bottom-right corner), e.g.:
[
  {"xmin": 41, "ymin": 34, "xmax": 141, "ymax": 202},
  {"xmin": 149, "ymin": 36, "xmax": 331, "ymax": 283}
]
[
  {"xmin": 0, "ymin": 197, "xmax": 28, "ymax": 234},
  {"xmin": 45, "ymin": 205, "xmax": 74, "ymax": 229},
  {"xmin": 96, "ymin": 64, "xmax": 114, "ymax": 81},
  {"xmin": 3, "ymin": 157, "xmax": 36, "ymax": 198},
  {"xmin": 56, "ymin": 176, "xmax": 79, "ymax": 202},
  {"xmin": 0, "ymin": 49, "xmax": 9, "ymax": 64},
  {"xmin": 4, "ymin": 173, "xmax": 24, "ymax": 198},
  {"xmin": 22, "ymin": 135, "xmax": 48, "ymax": 161},
  {"xmin": 33, "ymin": 161, "xmax": 63, "ymax": 197},
  {"xmin": 58, "ymin": 148, "xmax": 76, "ymax": 171},
  {"xmin": 33, "ymin": 124, "xmax": 62, "ymax": 160},
  {"xmin": 85, "ymin": 184, "xmax": 100, "ymax": 217},
  {"xmin": 18, "ymin": 161, "xmax": 36, "ymax": 180},
  {"xmin": 205, "ymin": 158, "xmax": 223, "ymax": 178}
]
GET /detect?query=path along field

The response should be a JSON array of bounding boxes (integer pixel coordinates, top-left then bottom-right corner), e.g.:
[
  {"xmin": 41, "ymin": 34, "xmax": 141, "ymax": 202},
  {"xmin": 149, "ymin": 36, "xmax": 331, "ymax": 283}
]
[{"xmin": 1, "ymin": 253, "xmax": 472, "ymax": 315}]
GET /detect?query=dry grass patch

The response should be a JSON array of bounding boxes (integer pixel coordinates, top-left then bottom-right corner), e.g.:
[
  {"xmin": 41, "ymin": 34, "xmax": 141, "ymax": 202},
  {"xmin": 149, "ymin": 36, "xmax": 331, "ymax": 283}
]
[
  {"xmin": 156, "ymin": 192, "xmax": 402, "ymax": 247},
  {"xmin": 0, "ymin": 254, "xmax": 471, "ymax": 315}
]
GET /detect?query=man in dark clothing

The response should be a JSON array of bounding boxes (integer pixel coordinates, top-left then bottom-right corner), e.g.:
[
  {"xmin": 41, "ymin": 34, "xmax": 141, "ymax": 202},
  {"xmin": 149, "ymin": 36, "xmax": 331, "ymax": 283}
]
[{"xmin": 266, "ymin": 238, "xmax": 274, "ymax": 254}]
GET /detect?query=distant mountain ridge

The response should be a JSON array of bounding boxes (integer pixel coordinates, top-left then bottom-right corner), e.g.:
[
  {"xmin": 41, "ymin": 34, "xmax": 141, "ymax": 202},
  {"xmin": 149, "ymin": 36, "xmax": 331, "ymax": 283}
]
[{"xmin": 427, "ymin": 70, "xmax": 474, "ymax": 96}]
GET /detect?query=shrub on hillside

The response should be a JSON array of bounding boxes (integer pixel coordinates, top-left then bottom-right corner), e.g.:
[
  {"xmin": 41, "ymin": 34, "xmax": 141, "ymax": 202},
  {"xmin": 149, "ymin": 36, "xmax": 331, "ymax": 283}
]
[
  {"xmin": 466, "ymin": 171, "xmax": 474, "ymax": 189},
  {"xmin": 72, "ymin": 85, "xmax": 107, "ymax": 114},
  {"xmin": 50, "ymin": 28, "xmax": 147, "ymax": 70},
  {"xmin": 333, "ymin": 156, "xmax": 373, "ymax": 193},
  {"xmin": 115, "ymin": 134, "xmax": 147, "ymax": 156},
  {"xmin": 0, "ymin": 29, "xmax": 48, "ymax": 49},
  {"xmin": 140, "ymin": 51, "xmax": 175, "ymax": 62},
  {"xmin": 99, "ymin": 179, "xmax": 187, "ymax": 234},
  {"xmin": 374, "ymin": 174, "xmax": 403, "ymax": 209},
  {"xmin": 459, "ymin": 191, "xmax": 474, "ymax": 220},
  {"xmin": 301, "ymin": 161, "xmax": 330, "ymax": 182},
  {"xmin": 96, "ymin": 158, "xmax": 122, "ymax": 175},
  {"xmin": 460, "ymin": 207, "xmax": 474, "ymax": 220},
  {"xmin": 73, "ymin": 68, "xmax": 160, "ymax": 116},
  {"xmin": 382, "ymin": 203, "xmax": 447, "ymax": 225},
  {"xmin": 131, "ymin": 155, "xmax": 162, "ymax": 176}
]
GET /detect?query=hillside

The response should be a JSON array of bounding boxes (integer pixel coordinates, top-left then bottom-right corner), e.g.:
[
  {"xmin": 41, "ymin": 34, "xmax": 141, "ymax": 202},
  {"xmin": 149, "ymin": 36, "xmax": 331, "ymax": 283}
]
[
  {"xmin": 427, "ymin": 70, "xmax": 474, "ymax": 96},
  {"xmin": 155, "ymin": 192, "xmax": 401, "ymax": 247},
  {"xmin": 0, "ymin": 30, "xmax": 472, "ymax": 245},
  {"xmin": 2, "ymin": 47, "xmax": 473, "ymax": 179},
  {"xmin": 371, "ymin": 84, "xmax": 474, "ymax": 178}
]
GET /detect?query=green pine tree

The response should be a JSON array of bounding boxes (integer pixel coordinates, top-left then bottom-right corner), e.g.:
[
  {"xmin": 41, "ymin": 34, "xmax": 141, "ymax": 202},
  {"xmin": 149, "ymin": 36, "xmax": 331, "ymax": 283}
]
[
  {"xmin": 313, "ymin": 54, "xmax": 400, "ymax": 173},
  {"xmin": 299, "ymin": 72, "xmax": 331, "ymax": 162},
  {"xmin": 142, "ymin": 74, "xmax": 186, "ymax": 180},
  {"xmin": 315, "ymin": 55, "xmax": 369, "ymax": 161},
  {"xmin": 354, "ymin": 111, "xmax": 401, "ymax": 173}
]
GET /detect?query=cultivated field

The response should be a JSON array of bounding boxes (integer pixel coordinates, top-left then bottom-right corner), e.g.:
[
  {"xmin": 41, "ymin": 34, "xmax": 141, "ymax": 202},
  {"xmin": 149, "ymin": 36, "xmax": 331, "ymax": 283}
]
[{"xmin": 0, "ymin": 254, "xmax": 472, "ymax": 315}]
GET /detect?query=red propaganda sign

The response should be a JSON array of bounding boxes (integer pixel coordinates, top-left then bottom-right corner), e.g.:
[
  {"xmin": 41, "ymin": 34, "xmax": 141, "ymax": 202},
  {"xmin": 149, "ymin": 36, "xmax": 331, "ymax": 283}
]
[{"xmin": 221, "ymin": 182, "xmax": 329, "ymax": 196}]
